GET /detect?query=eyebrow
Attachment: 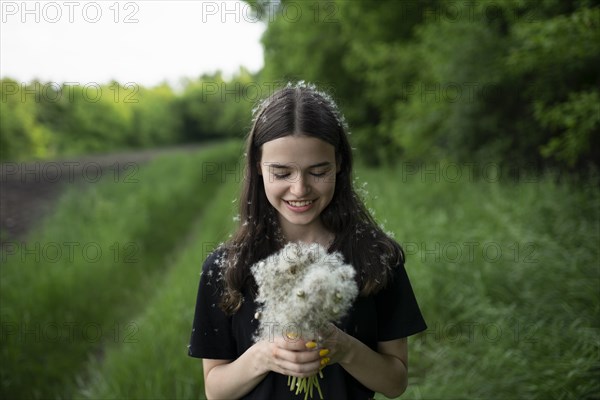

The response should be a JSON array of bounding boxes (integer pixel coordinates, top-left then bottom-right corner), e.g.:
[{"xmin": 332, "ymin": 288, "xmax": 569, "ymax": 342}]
[{"xmin": 267, "ymin": 162, "xmax": 333, "ymax": 169}]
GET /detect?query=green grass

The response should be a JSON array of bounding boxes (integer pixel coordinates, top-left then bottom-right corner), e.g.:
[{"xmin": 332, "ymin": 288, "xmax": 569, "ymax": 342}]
[
  {"xmin": 76, "ymin": 169, "xmax": 239, "ymax": 399},
  {"xmin": 363, "ymin": 166, "xmax": 600, "ymax": 399},
  {"xmin": 0, "ymin": 141, "xmax": 242, "ymax": 399},
  {"xmin": 2, "ymin": 150, "xmax": 598, "ymax": 399}
]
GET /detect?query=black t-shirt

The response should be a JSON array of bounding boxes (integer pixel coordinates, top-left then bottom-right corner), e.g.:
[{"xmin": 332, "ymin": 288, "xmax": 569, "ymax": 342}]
[{"xmin": 188, "ymin": 250, "xmax": 427, "ymax": 400}]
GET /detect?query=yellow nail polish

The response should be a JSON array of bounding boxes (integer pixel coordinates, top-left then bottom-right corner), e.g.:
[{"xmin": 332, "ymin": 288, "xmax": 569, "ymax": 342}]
[
  {"xmin": 319, "ymin": 349, "xmax": 329, "ymax": 357},
  {"xmin": 305, "ymin": 341, "xmax": 317, "ymax": 349},
  {"xmin": 286, "ymin": 332, "xmax": 299, "ymax": 340},
  {"xmin": 320, "ymin": 357, "xmax": 330, "ymax": 366}
]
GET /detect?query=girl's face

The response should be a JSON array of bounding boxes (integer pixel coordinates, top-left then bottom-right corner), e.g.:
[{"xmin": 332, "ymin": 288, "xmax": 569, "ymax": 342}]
[{"xmin": 259, "ymin": 135, "xmax": 339, "ymax": 239}]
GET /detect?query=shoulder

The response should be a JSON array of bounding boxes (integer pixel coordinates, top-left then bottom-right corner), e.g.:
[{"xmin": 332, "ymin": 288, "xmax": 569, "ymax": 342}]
[
  {"xmin": 359, "ymin": 222, "xmax": 404, "ymax": 262},
  {"xmin": 369, "ymin": 234, "xmax": 405, "ymax": 275},
  {"xmin": 203, "ymin": 247, "xmax": 227, "ymax": 269},
  {"xmin": 200, "ymin": 247, "xmax": 228, "ymax": 284}
]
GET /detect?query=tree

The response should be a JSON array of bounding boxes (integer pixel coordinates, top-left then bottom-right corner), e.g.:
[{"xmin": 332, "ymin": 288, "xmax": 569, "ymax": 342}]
[{"xmin": 0, "ymin": 79, "xmax": 52, "ymax": 160}]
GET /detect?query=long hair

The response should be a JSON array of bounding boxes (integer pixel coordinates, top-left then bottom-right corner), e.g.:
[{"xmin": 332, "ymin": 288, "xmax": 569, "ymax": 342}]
[{"xmin": 220, "ymin": 83, "xmax": 403, "ymax": 314}]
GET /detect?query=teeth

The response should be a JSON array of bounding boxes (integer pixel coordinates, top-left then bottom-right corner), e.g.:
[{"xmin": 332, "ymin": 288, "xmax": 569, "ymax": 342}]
[{"xmin": 287, "ymin": 200, "xmax": 313, "ymax": 207}]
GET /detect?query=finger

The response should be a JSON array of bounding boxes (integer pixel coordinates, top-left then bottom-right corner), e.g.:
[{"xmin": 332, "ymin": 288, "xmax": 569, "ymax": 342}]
[
  {"xmin": 318, "ymin": 348, "xmax": 330, "ymax": 357},
  {"xmin": 276, "ymin": 358, "xmax": 322, "ymax": 377},
  {"xmin": 272, "ymin": 347, "xmax": 321, "ymax": 364},
  {"xmin": 270, "ymin": 344, "xmax": 321, "ymax": 376},
  {"xmin": 276, "ymin": 336, "xmax": 319, "ymax": 352}
]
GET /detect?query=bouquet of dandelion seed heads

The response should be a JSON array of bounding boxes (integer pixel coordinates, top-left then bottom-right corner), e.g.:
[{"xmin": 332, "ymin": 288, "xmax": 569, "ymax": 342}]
[{"xmin": 251, "ymin": 242, "xmax": 358, "ymax": 400}]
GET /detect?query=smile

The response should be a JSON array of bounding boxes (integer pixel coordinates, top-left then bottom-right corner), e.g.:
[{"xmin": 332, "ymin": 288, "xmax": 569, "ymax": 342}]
[{"xmin": 285, "ymin": 200, "xmax": 314, "ymax": 207}]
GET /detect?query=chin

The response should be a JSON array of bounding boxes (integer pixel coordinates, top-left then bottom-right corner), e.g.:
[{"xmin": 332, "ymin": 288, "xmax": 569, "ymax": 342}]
[{"xmin": 281, "ymin": 213, "xmax": 317, "ymax": 226}]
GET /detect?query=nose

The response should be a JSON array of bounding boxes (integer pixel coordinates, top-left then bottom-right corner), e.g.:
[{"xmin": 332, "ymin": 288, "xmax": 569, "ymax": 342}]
[{"xmin": 290, "ymin": 173, "xmax": 310, "ymax": 197}]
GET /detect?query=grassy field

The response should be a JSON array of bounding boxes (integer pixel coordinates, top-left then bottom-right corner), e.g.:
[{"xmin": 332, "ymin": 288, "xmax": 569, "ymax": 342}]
[
  {"xmin": 0, "ymin": 141, "xmax": 242, "ymax": 399},
  {"xmin": 1, "ymin": 142, "xmax": 598, "ymax": 399},
  {"xmin": 362, "ymin": 165, "xmax": 599, "ymax": 399}
]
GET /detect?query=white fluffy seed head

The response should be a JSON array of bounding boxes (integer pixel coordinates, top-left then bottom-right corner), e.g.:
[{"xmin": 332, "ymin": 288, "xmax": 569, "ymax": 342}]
[{"xmin": 251, "ymin": 242, "xmax": 358, "ymax": 342}]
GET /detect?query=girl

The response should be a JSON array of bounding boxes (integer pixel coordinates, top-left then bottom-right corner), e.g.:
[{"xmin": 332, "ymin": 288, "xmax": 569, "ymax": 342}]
[{"xmin": 189, "ymin": 83, "xmax": 426, "ymax": 399}]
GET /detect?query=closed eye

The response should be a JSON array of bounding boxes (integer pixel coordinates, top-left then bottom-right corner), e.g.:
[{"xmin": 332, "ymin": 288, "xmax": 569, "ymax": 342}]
[
  {"xmin": 310, "ymin": 168, "xmax": 332, "ymax": 177},
  {"xmin": 273, "ymin": 173, "xmax": 290, "ymax": 179},
  {"xmin": 268, "ymin": 166, "xmax": 291, "ymax": 179}
]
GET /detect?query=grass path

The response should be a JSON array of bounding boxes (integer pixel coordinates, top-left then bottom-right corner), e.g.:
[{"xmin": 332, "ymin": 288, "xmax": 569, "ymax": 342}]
[
  {"xmin": 0, "ymin": 141, "xmax": 241, "ymax": 399},
  {"xmin": 76, "ymin": 168, "xmax": 239, "ymax": 399},
  {"xmin": 0, "ymin": 143, "xmax": 208, "ymax": 242}
]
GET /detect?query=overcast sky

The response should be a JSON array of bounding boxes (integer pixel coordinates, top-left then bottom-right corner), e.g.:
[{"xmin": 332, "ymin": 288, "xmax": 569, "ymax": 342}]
[{"xmin": 0, "ymin": 0, "xmax": 266, "ymax": 87}]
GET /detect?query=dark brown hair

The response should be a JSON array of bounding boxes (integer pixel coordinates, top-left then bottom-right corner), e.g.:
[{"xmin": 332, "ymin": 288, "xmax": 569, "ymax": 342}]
[{"xmin": 220, "ymin": 83, "xmax": 403, "ymax": 314}]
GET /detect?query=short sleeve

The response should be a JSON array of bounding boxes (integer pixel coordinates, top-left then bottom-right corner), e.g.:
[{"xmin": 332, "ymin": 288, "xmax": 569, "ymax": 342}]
[
  {"xmin": 188, "ymin": 251, "xmax": 237, "ymax": 359},
  {"xmin": 375, "ymin": 262, "xmax": 427, "ymax": 341}
]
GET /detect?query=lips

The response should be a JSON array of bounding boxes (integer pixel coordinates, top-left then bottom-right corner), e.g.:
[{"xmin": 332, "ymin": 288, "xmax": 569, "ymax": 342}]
[{"xmin": 285, "ymin": 200, "xmax": 314, "ymax": 207}]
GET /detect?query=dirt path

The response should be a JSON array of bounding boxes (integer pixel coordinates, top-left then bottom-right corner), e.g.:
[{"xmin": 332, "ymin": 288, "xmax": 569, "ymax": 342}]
[{"xmin": 0, "ymin": 144, "xmax": 204, "ymax": 244}]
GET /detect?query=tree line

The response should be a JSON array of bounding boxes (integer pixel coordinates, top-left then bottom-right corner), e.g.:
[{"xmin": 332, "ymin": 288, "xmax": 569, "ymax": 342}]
[
  {"xmin": 2, "ymin": 0, "xmax": 598, "ymax": 173},
  {"xmin": 251, "ymin": 0, "xmax": 599, "ymax": 172},
  {"xmin": 0, "ymin": 70, "xmax": 257, "ymax": 161}
]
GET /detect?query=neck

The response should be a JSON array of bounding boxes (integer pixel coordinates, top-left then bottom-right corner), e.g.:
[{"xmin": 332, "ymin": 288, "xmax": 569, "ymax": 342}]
[{"xmin": 279, "ymin": 218, "xmax": 333, "ymax": 248}]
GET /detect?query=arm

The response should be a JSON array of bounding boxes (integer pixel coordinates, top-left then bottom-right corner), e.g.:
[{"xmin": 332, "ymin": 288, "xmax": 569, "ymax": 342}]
[
  {"xmin": 203, "ymin": 338, "xmax": 322, "ymax": 400},
  {"xmin": 202, "ymin": 349, "xmax": 263, "ymax": 400},
  {"xmin": 342, "ymin": 336, "xmax": 408, "ymax": 398},
  {"xmin": 320, "ymin": 325, "xmax": 409, "ymax": 398}
]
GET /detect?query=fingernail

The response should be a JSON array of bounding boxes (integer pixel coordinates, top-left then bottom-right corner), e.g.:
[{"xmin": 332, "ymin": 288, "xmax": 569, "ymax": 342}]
[
  {"xmin": 305, "ymin": 341, "xmax": 317, "ymax": 349},
  {"xmin": 319, "ymin": 349, "xmax": 329, "ymax": 357},
  {"xmin": 320, "ymin": 357, "xmax": 330, "ymax": 366},
  {"xmin": 286, "ymin": 332, "xmax": 299, "ymax": 340}
]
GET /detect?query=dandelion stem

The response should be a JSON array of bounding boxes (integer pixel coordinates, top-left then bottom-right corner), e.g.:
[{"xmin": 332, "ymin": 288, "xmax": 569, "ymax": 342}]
[{"xmin": 315, "ymin": 376, "xmax": 324, "ymax": 400}]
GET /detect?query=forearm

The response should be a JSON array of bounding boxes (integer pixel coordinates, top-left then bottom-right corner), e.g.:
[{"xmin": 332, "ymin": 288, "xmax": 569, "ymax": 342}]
[
  {"xmin": 204, "ymin": 345, "xmax": 268, "ymax": 399},
  {"xmin": 338, "ymin": 335, "xmax": 408, "ymax": 398}
]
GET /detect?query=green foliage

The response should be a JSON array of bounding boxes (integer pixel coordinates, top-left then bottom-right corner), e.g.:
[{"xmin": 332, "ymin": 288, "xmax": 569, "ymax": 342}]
[
  {"xmin": 178, "ymin": 69, "xmax": 256, "ymax": 142},
  {"xmin": 335, "ymin": 0, "xmax": 433, "ymax": 165},
  {"xmin": 260, "ymin": 1, "xmax": 355, "ymax": 91},
  {"xmin": 0, "ymin": 73, "xmax": 254, "ymax": 161},
  {"xmin": 0, "ymin": 79, "xmax": 53, "ymax": 160},
  {"xmin": 536, "ymin": 90, "xmax": 600, "ymax": 167},
  {"xmin": 256, "ymin": 0, "xmax": 370, "ymax": 154},
  {"xmin": 253, "ymin": 0, "xmax": 600, "ymax": 172},
  {"xmin": 130, "ymin": 83, "xmax": 183, "ymax": 147},
  {"xmin": 57, "ymin": 83, "xmax": 134, "ymax": 154},
  {"xmin": 393, "ymin": 9, "xmax": 509, "ymax": 164},
  {"xmin": 507, "ymin": 6, "xmax": 600, "ymax": 169}
]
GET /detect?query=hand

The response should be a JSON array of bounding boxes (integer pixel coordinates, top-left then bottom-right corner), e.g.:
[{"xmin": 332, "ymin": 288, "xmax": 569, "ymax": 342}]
[
  {"xmin": 254, "ymin": 335, "xmax": 322, "ymax": 378},
  {"xmin": 315, "ymin": 323, "xmax": 354, "ymax": 368}
]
